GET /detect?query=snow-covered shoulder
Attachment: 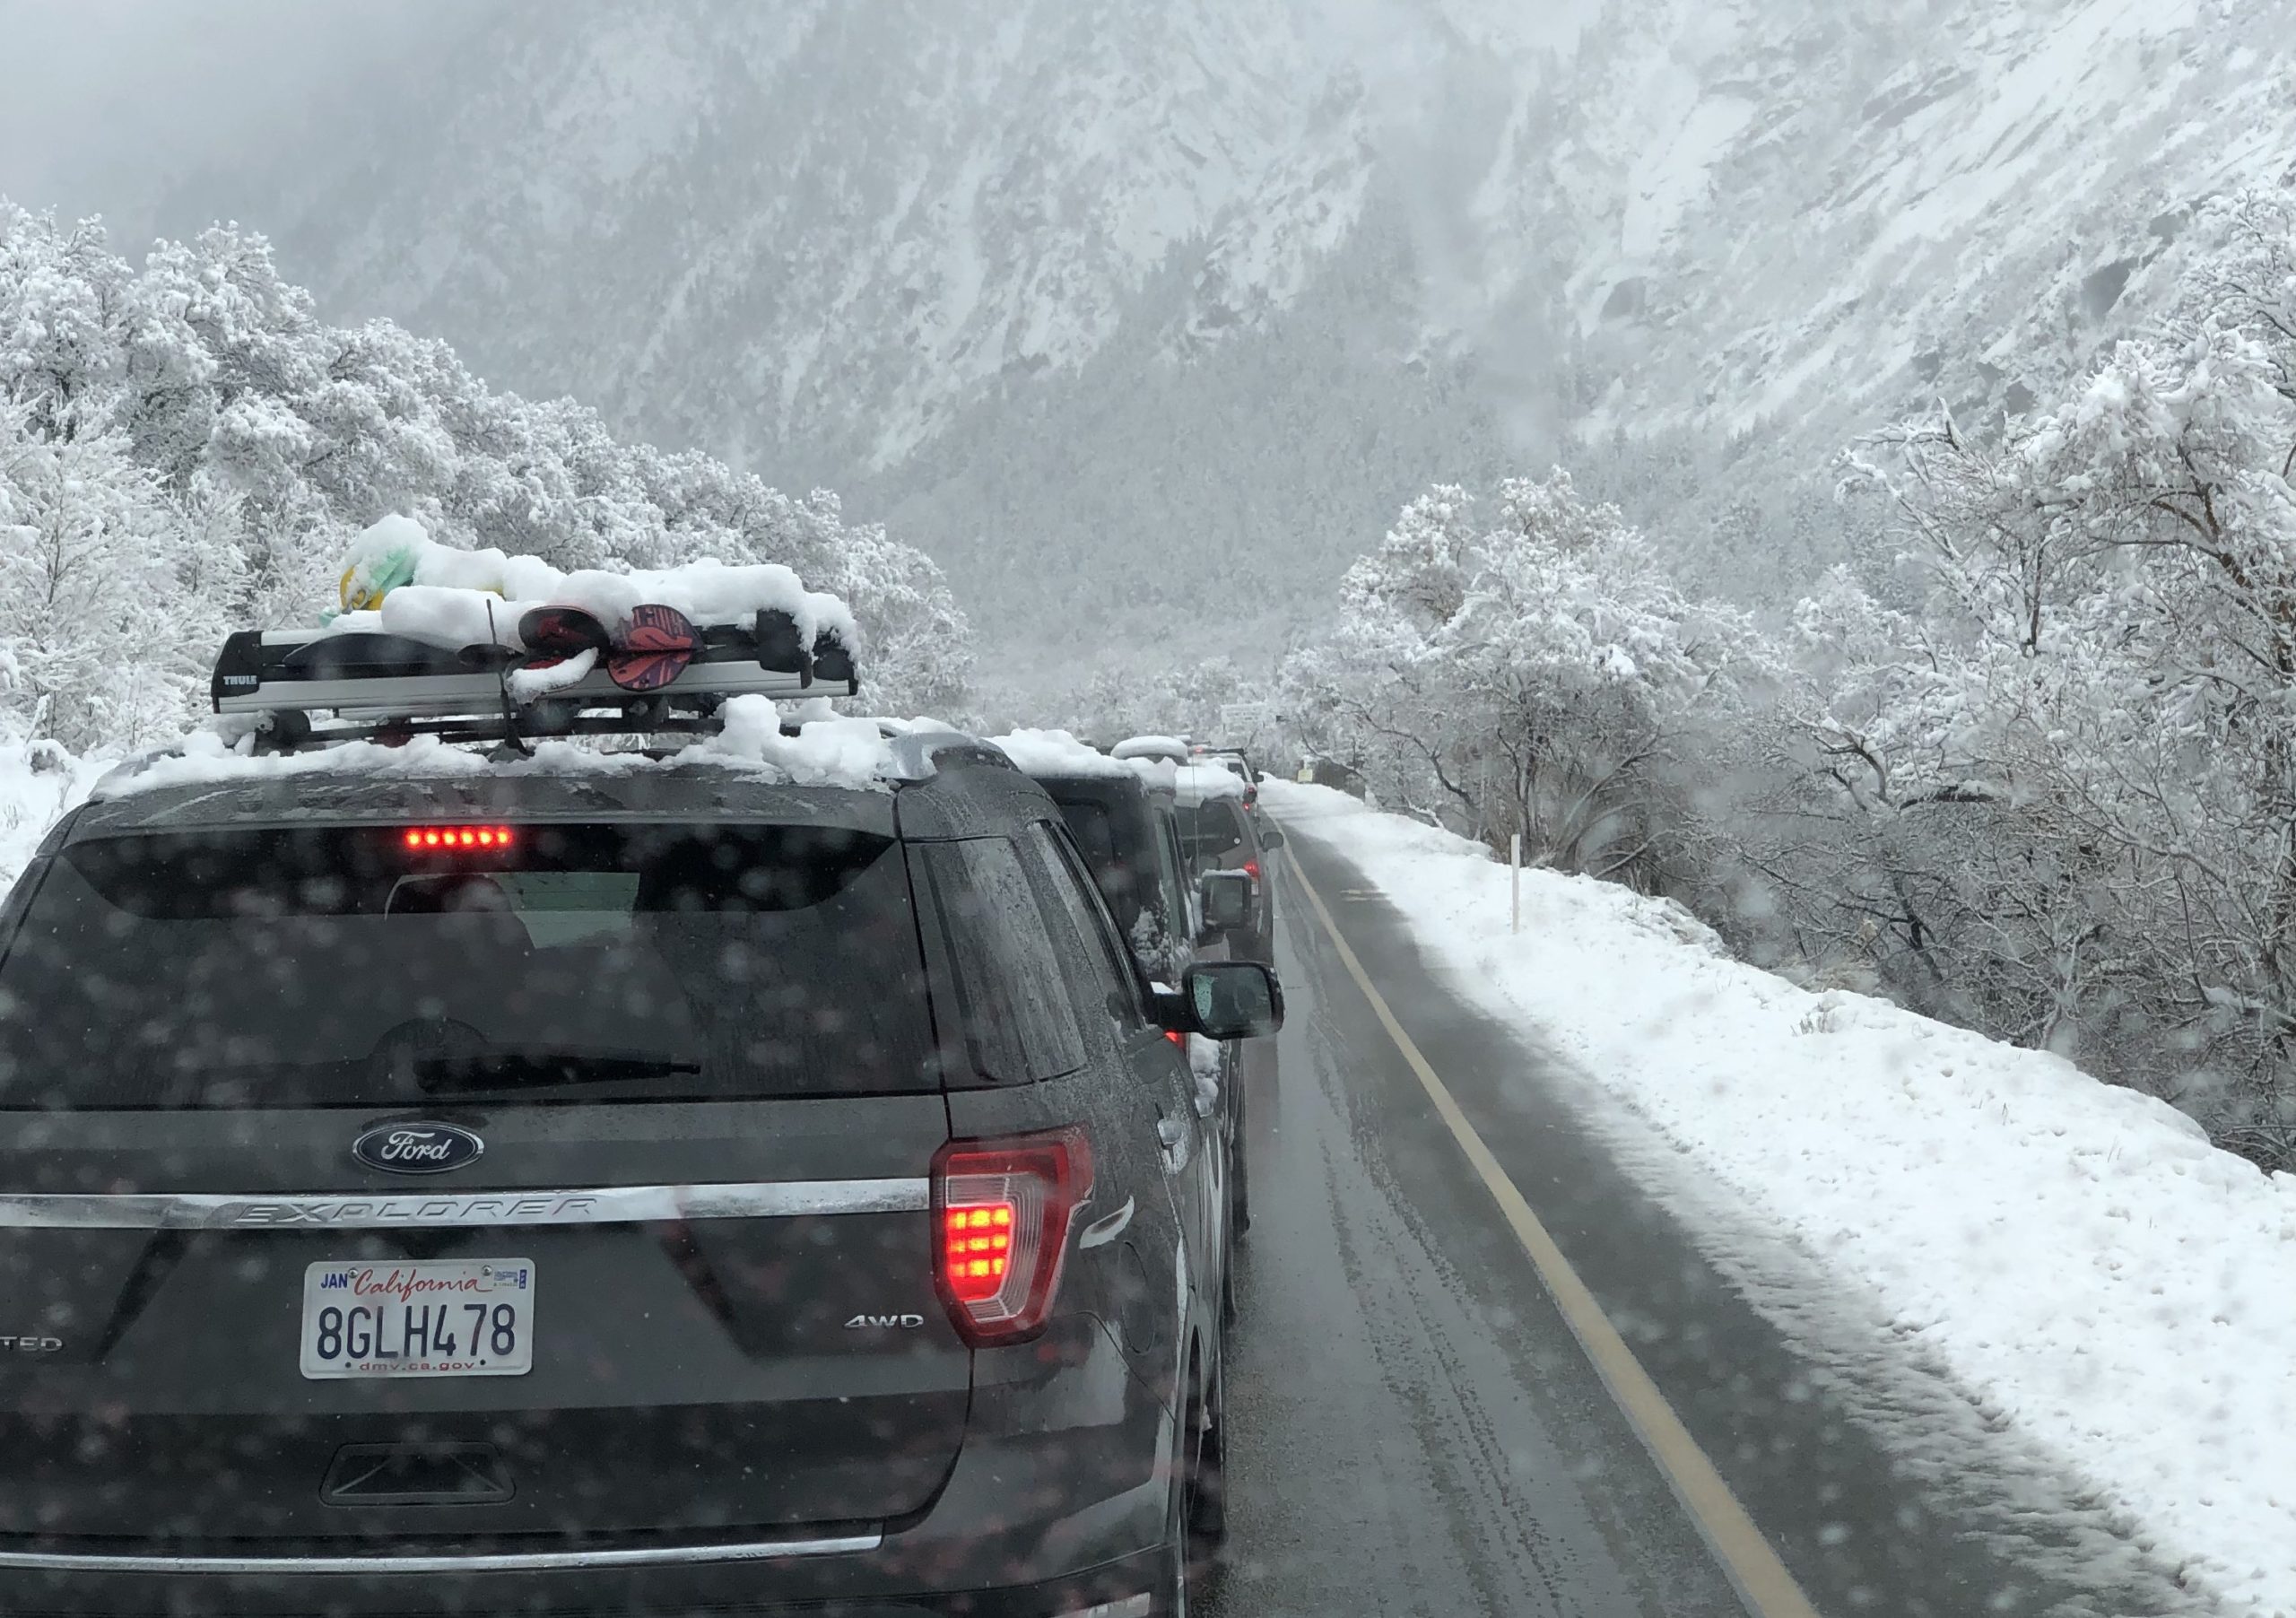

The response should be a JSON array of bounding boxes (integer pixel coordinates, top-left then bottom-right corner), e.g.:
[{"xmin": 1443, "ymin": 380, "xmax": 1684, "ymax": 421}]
[
  {"xmin": 1262, "ymin": 778, "xmax": 2296, "ymax": 1614},
  {"xmin": 90, "ymin": 701, "xmax": 900, "ymax": 800},
  {"xmin": 1, "ymin": 741, "xmax": 108, "ymax": 889}
]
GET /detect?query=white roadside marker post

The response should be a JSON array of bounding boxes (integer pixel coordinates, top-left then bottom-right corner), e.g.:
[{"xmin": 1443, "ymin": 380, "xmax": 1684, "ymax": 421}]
[{"xmin": 1509, "ymin": 832, "xmax": 1521, "ymax": 935}]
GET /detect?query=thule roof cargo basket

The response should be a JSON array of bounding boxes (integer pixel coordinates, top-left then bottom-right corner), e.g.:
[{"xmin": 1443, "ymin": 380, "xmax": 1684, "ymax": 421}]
[{"xmin": 211, "ymin": 608, "xmax": 857, "ymax": 752}]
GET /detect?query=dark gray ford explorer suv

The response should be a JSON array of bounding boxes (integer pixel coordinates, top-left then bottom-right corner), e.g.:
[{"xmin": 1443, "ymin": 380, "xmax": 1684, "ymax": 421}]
[{"xmin": 0, "ymin": 738, "xmax": 1280, "ymax": 1616}]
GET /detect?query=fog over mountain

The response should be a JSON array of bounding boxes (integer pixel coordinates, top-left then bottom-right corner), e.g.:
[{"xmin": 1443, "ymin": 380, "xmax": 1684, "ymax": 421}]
[{"xmin": 24, "ymin": 0, "xmax": 2295, "ymax": 670}]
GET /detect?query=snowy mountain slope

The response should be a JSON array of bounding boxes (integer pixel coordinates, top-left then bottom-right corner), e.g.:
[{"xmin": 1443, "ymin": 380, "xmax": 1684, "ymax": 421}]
[
  {"xmin": 175, "ymin": 0, "xmax": 2296, "ymax": 659},
  {"xmin": 248, "ymin": 0, "xmax": 1423, "ymax": 470},
  {"xmin": 1518, "ymin": 0, "xmax": 2296, "ymax": 448}
]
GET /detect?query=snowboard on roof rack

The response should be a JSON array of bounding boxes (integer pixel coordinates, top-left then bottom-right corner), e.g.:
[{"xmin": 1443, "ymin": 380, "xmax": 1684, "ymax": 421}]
[{"xmin": 211, "ymin": 605, "xmax": 857, "ymax": 726}]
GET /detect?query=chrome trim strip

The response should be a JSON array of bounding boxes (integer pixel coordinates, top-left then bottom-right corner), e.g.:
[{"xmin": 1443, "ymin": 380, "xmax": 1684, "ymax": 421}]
[
  {"xmin": 0, "ymin": 1179, "xmax": 929, "ymax": 1231},
  {"xmin": 0, "ymin": 1531, "xmax": 883, "ymax": 1575}
]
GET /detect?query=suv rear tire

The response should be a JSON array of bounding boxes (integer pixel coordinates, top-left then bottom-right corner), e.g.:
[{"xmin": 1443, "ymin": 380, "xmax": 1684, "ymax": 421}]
[{"xmin": 1159, "ymin": 1353, "xmax": 1226, "ymax": 1614}]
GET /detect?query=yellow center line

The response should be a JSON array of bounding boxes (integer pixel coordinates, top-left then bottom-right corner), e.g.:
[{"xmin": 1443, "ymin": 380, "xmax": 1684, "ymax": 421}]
[{"xmin": 1282, "ymin": 843, "xmax": 1826, "ymax": 1618}]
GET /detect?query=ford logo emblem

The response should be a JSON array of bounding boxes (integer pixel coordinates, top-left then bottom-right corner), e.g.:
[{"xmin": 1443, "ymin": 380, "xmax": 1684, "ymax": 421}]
[{"xmin": 352, "ymin": 1122, "xmax": 485, "ymax": 1176}]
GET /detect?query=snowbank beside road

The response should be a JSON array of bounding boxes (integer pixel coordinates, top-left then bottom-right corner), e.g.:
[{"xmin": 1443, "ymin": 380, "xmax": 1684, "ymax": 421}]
[
  {"xmin": 1264, "ymin": 779, "xmax": 2296, "ymax": 1615},
  {"xmin": 0, "ymin": 743, "xmax": 103, "ymax": 891}
]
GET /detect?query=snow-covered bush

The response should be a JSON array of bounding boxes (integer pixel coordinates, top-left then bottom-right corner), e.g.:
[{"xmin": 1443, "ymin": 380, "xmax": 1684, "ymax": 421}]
[
  {"xmin": 0, "ymin": 205, "xmax": 971, "ymax": 746},
  {"xmin": 1282, "ymin": 473, "xmax": 1776, "ymax": 890}
]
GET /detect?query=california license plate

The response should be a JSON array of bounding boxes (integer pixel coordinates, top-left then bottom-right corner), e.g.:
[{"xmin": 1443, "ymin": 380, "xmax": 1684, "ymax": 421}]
[{"xmin": 300, "ymin": 1258, "xmax": 535, "ymax": 1379}]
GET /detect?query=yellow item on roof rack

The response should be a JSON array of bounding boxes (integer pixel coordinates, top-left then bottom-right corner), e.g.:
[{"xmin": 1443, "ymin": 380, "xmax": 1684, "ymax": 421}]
[{"xmin": 335, "ymin": 514, "xmax": 509, "ymax": 615}]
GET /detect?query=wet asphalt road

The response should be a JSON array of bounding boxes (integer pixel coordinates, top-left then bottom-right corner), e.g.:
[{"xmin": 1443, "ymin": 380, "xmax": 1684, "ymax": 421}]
[{"xmin": 1201, "ymin": 824, "xmax": 2200, "ymax": 1618}]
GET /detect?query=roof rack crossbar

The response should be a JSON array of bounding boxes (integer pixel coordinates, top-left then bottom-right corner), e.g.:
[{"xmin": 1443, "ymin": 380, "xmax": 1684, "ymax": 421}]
[
  {"xmin": 250, "ymin": 710, "xmax": 742, "ymax": 755},
  {"xmin": 209, "ymin": 611, "xmax": 860, "ymax": 752}
]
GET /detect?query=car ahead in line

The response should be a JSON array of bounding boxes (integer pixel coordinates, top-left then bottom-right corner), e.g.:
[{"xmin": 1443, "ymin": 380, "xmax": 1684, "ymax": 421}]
[
  {"xmin": 1187, "ymin": 746, "xmax": 1260, "ymax": 812},
  {"xmin": 1004, "ymin": 737, "xmax": 1199, "ymax": 983},
  {"xmin": 1176, "ymin": 764, "xmax": 1282, "ymax": 968},
  {"xmin": 995, "ymin": 731, "xmax": 1262, "ymax": 1250},
  {"xmin": 0, "ymin": 722, "xmax": 1282, "ymax": 1618}
]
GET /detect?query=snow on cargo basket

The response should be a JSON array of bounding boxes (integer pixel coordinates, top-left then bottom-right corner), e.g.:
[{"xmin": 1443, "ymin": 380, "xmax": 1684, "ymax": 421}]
[{"xmin": 209, "ymin": 518, "xmax": 861, "ymax": 749}]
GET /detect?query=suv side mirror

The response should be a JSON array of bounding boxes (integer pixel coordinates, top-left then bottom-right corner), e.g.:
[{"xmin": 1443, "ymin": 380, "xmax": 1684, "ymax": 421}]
[
  {"xmin": 1257, "ymin": 827, "xmax": 1284, "ymax": 851},
  {"xmin": 1161, "ymin": 961, "xmax": 1284, "ymax": 1041},
  {"xmin": 1198, "ymin": 870, "xmax": 1254, "ymax": 938}
]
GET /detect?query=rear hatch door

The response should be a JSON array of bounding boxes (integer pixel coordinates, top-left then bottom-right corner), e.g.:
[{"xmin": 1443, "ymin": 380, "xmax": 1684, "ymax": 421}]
[{"xmin": 0, "ymin": 812, "xmax": 964, "ymax": 1546}]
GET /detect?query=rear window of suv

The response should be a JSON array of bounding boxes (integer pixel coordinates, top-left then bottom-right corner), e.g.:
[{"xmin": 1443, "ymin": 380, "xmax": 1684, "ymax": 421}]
[
  {"xmin": 1179, "ymin": 801, "xmax": 1248, "ymax": 862},
  {"xmin": 0, "ymin": 823, "xmax": 935, "ymax": 1109}
]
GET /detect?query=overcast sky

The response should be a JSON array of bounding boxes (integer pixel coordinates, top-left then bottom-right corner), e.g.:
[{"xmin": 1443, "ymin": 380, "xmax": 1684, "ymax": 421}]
[{"xmin": 0, "ymin": 0, "xmax": 481, "ymax": 244}]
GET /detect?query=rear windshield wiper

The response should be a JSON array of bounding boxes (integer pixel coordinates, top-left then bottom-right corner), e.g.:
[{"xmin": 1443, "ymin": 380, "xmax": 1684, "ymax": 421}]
[{"xmin": 411, "ymin": 1052, "xmax": 704, "ymax": 1092}]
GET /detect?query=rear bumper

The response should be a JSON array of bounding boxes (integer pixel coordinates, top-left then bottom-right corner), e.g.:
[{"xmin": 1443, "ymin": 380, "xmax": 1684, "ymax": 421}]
[
  {"xmin": 0, "ymin": 1544, "xmax": 1166, "ymax": 1617},
  {"xmin": 0, "ymin": 1423, "xmax": 1174, "ymax": 1617}
]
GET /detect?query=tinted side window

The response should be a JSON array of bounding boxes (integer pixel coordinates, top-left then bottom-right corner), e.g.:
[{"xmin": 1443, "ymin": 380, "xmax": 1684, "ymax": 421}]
[
  {"xmin": 1055, "ymin": 799, "xmax": 1143, "ymax": 935},
  {"xmin": 919, "ymin": 838, "xmax": 1089, "ymax": 1083},
  {"xmin": 1024, "ymin": 822, "xmax": 1150, "ymax": 1034}
]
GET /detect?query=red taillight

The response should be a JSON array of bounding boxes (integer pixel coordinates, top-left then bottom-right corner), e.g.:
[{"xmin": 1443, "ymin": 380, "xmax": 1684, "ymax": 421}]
[
  {"xmin": 944, "ymin": 1203, "xmax": 1016, "ymax": 1301},
  {"xmin": 931, "ymin": 1127, "xmax": 1093, "ymax": 1345},
  {"xmin": 1243, "ymin": 859, "xmax": 1260, "ymax": 879},
  {"xmin": 1165, "ymin": 1030, "xmax": 1186, "ymax": 1046},
  {"xmin": 402, "ymin": 826, "xmax": 514, "ymax": 852}
]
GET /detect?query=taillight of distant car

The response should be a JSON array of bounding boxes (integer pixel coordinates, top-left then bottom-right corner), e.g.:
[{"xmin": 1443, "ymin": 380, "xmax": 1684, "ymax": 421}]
[{"xmin": 931, "ymin": 1127, "xmax": 1093, "ymax": 1344}]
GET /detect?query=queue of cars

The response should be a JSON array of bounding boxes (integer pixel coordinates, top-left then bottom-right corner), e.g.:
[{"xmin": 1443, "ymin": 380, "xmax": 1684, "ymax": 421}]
[
  {"xmin": 0, "ymin": 583, "xmax": 1287, "ymax": 1618},
  {"xmin": 994, "ymin": 731, "xmax": 1280, "ymax": 1257}
]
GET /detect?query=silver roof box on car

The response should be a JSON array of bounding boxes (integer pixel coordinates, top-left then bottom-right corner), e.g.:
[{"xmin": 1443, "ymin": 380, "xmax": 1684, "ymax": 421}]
[{"xmin": 206, "ymin": 607, "xmax": 859, "ymax": 754}]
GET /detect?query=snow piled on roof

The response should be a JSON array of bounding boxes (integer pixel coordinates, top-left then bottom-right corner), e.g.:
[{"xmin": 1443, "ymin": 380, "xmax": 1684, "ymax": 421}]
[
  {"xmin": 1173, "ymin": 762, "xmax": 1245, "ymax": 802},
  {"xmin": 328, "ymin": 515, "xmax": 858, "ymax": 649},
  {"xmin": 698, "ymin": 704, "xmax": 893, "ymax": 787},
  {"xmin": 992, "ymin": 728, "xmax": 1173, "ymax": 787},
  {"xmin": 1110, "ymin": 734, "xmax": 1189, "ymax": 762},
  {"xmin": 89, "ymin": 700, "xmax": 898, "ymax": 800},
  {"xmin": 1265, "ymin": 778, "xmax": 2296, "ymax": 1614}
]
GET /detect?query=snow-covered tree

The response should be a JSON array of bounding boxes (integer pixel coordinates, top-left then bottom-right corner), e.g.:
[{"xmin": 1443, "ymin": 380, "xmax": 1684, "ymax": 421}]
[
  {"xmin": 1282, "ymin": 187, "xmax": 2296, "ymax": 1166},
  {"xmin": 1284, "ymin": 472, "xmax": 1775, "ymax": 885},
  {"xmin": 1817, "ymin": 207, "xmax": 2296, "ymax": 1152},
  {"xmin": 0, "ymin": 204, "xmax": 972, "ymax": 746},
  {"xmin": 0, "ymin": 404, "xmax": 186, "ymax": 749}
]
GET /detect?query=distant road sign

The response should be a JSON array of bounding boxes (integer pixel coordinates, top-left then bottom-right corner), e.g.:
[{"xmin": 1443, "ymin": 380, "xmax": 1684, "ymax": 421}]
[{"xmin": 1219, "ymin": 701, "xmax": 1277, "ymax": 742}]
